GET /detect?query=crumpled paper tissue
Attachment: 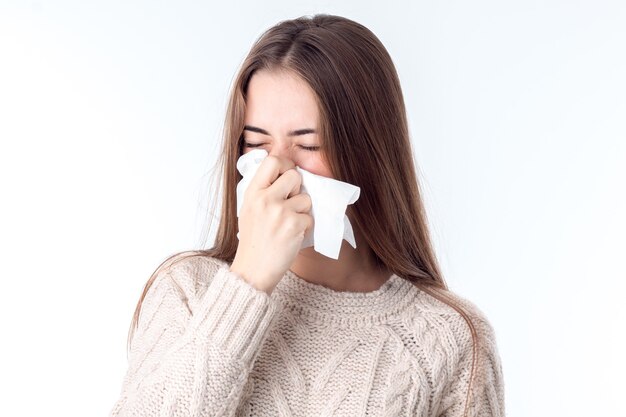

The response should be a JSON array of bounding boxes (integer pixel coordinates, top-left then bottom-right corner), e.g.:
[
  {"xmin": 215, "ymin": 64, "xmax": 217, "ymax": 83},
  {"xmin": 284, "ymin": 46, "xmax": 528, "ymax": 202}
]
[{"xmin": 235, "ymin": 149, "xmax": 361, "ymax": 259}]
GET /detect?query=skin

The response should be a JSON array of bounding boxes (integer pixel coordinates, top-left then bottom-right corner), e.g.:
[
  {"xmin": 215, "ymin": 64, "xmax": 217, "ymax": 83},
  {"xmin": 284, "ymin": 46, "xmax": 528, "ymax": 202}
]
[{"xmin": 240, "ymin": 68, "xmax": 393, "ymax": 292}]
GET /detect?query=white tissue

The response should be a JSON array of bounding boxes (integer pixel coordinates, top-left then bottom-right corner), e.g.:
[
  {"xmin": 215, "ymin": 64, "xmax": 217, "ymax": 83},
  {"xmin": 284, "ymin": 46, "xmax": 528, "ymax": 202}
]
[{"xmin": 235, "ymin": 149, "xmax": 361, "ymax": 260}]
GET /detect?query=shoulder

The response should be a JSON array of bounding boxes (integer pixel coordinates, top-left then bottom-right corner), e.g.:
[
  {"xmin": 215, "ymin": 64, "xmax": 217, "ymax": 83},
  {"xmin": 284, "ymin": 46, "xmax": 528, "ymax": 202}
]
[
  {"xmin": 402, "ymin": 285, "xmax": 505, "ymax": 414},
  {"xmin": 147, "ymin": 250, "xmax": 232, "ymax": 303},
  {"xmin": 399, "ymin": 284, "xmax": 503, "ymax": 385},
  {"xmin": 128, "ymin": 252, "xmax": 234, "ymax": 359},
  {"xmin": 406, "ymin": 285, "xmax": 499, "ymax": 351}
]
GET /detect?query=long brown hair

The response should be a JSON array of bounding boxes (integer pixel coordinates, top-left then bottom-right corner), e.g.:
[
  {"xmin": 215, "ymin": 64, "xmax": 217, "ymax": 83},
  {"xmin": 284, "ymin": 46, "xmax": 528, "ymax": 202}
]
[{"xmin": 127, "ymin": 14, "xmax": 479, "ymax": 416}]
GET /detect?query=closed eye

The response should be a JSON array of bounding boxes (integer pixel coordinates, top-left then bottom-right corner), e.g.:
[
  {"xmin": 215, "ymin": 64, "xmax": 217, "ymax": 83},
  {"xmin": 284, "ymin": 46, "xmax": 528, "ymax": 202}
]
[
  {"xmin": 299, "ymin": 145, "xmax": 320, "ymax": 151},
  {"xmin": 243, "ymin": 142, "xmax": 320, "ymax": 152}
]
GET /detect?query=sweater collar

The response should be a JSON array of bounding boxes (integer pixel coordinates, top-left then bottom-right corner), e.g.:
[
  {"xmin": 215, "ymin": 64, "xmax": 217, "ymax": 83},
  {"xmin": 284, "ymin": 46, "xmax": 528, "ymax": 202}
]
[{"xmin": 271, "ymin": 268, "xmax": 418, "ymax": 326}]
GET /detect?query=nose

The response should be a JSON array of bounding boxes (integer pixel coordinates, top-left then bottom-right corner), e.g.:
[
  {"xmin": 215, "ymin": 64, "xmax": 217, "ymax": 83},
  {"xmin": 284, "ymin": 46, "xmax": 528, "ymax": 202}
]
[{"xmin": 267, "ymin": 140, "xmax": 293, "ymax": 160}]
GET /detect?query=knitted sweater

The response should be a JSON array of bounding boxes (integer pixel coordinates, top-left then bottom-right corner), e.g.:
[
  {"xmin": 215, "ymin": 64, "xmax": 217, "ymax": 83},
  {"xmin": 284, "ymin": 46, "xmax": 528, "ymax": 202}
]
[{"xmin": 108, "ymin": 253, "xmax": 505, "ymax": 417}]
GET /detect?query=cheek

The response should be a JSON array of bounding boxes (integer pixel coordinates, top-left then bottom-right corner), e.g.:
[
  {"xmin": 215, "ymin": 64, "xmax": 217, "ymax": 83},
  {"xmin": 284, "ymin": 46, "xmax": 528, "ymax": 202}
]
[{"xmin": 297, "ymin": 155, "xmax": 334, "ymax": 178}]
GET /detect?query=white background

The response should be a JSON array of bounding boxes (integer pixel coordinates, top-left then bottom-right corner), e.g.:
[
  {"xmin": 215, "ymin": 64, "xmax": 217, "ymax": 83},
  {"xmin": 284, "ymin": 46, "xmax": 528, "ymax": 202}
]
[{"xmin": 1, "ymin": 1, "xmax": 624, "ymax": 416}]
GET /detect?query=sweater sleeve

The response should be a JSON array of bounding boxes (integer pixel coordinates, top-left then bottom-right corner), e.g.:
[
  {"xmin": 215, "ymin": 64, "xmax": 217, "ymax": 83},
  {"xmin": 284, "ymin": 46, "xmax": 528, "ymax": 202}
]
[
  {"xmin": 108, "ymin": 255, "xmax": 280, "ymax": 417},
  {"xmin": 436, "ymin": 301, "xmax": 506, "ymax": 417}
]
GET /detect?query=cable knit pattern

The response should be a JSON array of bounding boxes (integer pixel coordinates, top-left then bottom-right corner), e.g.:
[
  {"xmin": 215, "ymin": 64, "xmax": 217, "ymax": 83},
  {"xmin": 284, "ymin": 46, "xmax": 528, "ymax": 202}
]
[{"xmin": 108, "ymin": 252, "xmax": 505, "ymax": 416}]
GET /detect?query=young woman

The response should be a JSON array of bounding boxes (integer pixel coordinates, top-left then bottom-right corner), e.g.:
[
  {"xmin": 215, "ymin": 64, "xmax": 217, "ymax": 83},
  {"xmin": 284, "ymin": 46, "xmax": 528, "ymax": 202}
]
[{"xmin": 109, "ymin": 14, "xmax": 505, "ymax": 417}]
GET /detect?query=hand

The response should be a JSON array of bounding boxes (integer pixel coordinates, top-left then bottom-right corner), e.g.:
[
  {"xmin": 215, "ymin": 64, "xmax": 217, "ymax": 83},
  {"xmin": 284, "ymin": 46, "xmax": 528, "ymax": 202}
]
[{"xmin": 230, "ymin": 155, "xmax": 313, "ymax": 294}]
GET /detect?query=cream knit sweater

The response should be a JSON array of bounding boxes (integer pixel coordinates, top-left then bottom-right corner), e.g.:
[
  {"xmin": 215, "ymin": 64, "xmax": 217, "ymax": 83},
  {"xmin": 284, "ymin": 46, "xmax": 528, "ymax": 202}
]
[{"xmin": 108, "ymin": 253, "xmax": 505, "ymax": 416}]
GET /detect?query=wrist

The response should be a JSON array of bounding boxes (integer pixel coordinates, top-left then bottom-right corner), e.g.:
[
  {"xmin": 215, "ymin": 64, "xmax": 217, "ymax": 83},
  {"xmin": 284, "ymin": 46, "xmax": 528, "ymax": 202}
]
[{"xmin": 229, "ymin": 262, "xmax": 275, "ymax": 295}]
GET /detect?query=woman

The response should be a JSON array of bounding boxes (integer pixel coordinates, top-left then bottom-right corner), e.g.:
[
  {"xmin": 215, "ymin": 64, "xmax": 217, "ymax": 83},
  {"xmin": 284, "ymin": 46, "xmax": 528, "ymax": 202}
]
[{"xmin": 109, "ymin": 14, "xmax": 505, "ymax": 417}]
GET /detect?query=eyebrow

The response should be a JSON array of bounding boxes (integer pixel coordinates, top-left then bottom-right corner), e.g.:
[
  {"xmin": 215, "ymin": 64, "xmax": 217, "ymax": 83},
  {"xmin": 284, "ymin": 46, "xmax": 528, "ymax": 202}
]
[{"xmin": 243, "ymin": 125, "xmax": 317, "ymax": 137}]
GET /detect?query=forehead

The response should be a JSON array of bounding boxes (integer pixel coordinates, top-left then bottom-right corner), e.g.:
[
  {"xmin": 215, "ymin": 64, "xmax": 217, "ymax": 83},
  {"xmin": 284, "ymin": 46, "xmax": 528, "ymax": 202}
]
[{"xmin": 245, "ymin": 69, "xmax": 319, "ymax": 126}]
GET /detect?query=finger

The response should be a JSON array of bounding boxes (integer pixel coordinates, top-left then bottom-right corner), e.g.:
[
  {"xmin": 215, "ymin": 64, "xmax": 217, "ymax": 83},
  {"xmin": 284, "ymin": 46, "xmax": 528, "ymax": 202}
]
[
  {"xmin": 269, "ymin": 168, "xmax": 302, "ymax": 200},
  {"xmin": 248, "ymin": 155, "xmax": 296, "ymax": 191},
  {"xmin": 284, "ymin": 192, "xmax": 312, "ymax": 214},
  {"xmin": 295, "ymin": 212, "xmax": 314, "ymax": 235}
]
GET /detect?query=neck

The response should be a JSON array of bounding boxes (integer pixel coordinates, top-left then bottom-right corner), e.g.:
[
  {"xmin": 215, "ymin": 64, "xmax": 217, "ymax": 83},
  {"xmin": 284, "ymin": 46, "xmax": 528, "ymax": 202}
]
[{"xmin": 289, "ymin": 223, "xmax": 391, "ymax": 292}]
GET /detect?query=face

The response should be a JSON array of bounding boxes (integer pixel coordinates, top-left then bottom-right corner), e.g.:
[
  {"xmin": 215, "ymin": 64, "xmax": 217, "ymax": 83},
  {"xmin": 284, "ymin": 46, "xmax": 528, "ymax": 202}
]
[{"xmin": 242, "ymin": 69, "xmax": 334, "ymax": 178}]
